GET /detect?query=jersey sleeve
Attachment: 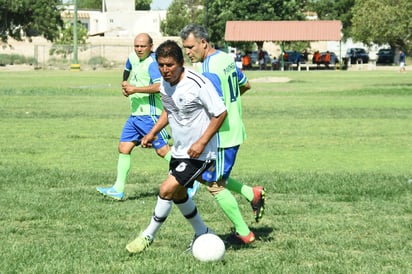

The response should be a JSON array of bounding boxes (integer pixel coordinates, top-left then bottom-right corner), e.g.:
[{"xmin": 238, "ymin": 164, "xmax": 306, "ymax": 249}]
[
  {"xmin": 124, "ymin": 58, "xmax": 132, "ymax": 72},
  {"xmin": 148, "ymin": 60, "xmax": 161, "ymax": 84},
  {"xmin": 236, "ymin": 66, "xmax": 248, "ymax": 87},
  {"xmin": 202, "ymin": 72, "xmax": 223, "ymax": 98},
  {"xmin": 199, "ymin": 77, "xmax": 227, "ymax": 117}
]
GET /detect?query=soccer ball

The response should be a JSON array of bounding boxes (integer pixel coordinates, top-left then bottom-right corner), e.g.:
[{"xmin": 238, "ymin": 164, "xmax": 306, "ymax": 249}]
[{"xmin": 192, "ymin": 233, "xmax": 225, "ymax": 262}]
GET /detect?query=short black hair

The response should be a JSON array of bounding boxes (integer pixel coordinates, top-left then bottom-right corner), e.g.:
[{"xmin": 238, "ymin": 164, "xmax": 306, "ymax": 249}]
[{"xmin": 155, "ymin": 40, "xmax": 184, "ymax": 66}]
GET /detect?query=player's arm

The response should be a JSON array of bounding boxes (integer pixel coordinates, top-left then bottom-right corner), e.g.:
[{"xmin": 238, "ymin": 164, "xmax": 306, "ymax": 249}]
[
  {"xmin": 188, "ymin": 110, "xmax": 227, "ymax": 159},
  {"xmin": 240, "ymin": 81, "xmax": 251, "ymax": 95},
  {"xmin": 123, "ymin": 61, "xmax": 161, "ymax": 95},
  {"xmin": 123, "ymin": 82, "xmax": 161, "ymax": 95},
  {"xmin": 236, "ymin": 66, "xmax": 251, "ymax": 95},
  {"xmin": 141, "ymin": 110, "xmax": 169, "ymax": 148}
]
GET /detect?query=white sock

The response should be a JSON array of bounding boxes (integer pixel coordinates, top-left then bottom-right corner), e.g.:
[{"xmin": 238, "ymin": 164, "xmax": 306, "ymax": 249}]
[
  {"xmin": 175, "ymin": 197, "xmax": 208, "ymax": 236},
  {"xmin": 143, "ymin": 196, "xmax": 173, "ymax": 239}
]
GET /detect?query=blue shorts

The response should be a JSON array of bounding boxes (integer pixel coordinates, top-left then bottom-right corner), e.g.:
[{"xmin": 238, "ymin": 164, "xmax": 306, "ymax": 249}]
[
  {"xmin": 215, "ymin": 145, "xmax": 240, "ymax": 180},
  {"xmin": 170, "ymin": 158, "xmax": 215, "ymax": 187},
  {"xmin": 120, "ymin": 115, "xmax": 169, "ymax": 149}
]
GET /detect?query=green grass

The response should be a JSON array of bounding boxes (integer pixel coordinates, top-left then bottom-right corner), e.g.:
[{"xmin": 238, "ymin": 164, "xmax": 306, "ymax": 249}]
[{"xmin": 0, "ymin": 69, "xmax": 411, "ymax": 273}]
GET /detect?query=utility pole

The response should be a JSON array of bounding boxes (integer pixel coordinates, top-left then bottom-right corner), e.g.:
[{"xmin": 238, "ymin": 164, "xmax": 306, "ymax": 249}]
[{"xmin": 71, "ymin": 0, "xmax": 80, "ymax": 70}]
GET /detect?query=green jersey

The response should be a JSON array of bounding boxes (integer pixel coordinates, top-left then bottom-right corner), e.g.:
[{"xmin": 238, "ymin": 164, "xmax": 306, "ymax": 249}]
[
  {"xmin": 201, "ymin": 50, "xmax": 248, "ymax": 148},
  {"xmin": 125, "ymin": 51, "xmax": 162, "ymax": 116}
]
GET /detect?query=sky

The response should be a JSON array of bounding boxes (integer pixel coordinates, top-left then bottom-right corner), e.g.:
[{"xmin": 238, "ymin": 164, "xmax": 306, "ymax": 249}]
[{"xmin": 151, "ymin": 0, "xmax": 173, "ymax": 10}]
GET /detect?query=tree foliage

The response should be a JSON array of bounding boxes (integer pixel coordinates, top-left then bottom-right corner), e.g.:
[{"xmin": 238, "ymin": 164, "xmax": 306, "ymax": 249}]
[
  {"xmin": 308, "ymin": 0, "xmax": 355, "ymax": 40},
  {"xmin": 351, "ymin": 0, "xmax": 412, "ymax": 53},
  {"xmin": 161, "ymin": 0, "xmax": 306, "ymax": 48},
  {"xmin": 77, "ymin": 0, "xmax": 101, "ymax": 9},
  {"xmin": 0, "ymin": 0, "xmax": 63, "ymax": 42},
  {"xmin": 135, "ymin": 0, "xmax": 151, "ymax": 10},
  {"xmin": 160, "ymin": 0, "xmax": 204, "ymax": 36},
  {"xmin": 50, "ymin": 22, "xmax": 88, "ymax": 58}
]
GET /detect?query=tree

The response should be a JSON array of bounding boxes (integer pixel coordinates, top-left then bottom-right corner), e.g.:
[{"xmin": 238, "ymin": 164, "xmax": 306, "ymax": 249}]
[
  {"xmin": 49, "ymin": 22, "xmax": 88, "ymax": 58},
  {"xmin": 77, "ymin": 0, "xmax": 101, "ymax": 9},
  {"xmin": 0, "ymin": 0, "xmax": 63, "ymax": 43},
  {"xmin": 135, "ymin": 0, "xmax": 151, "ymax": 10},
  {"xmin": 160, "ymin": 0, "xmax": 204, "ymax": 36},
  {"xmin": 351, "ymin": 0, "xmax": 412, "ymax": 53},
  {"xmin": 308, "ymin": 0, "xmax": 355, "ymax": 40}
]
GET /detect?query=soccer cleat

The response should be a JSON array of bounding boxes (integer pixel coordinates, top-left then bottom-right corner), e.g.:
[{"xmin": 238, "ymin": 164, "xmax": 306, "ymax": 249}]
[
  {"xmin": 251, "ymin": 186, "xmax": 265, "ymax": 222},
  {"xmin": 187, "ymin": 181, "xmax": 200, "ymax": 199},
  {"xmin": 226, "ymin": 231, "xmax": 256, "ymax": 245},
  {"xmin": 126, "ymin": 233, "xmax": 153, "ymax": 254},
  {"xmin": 96, "ymin": 186, "xmax": 124, "ymax": 200}
]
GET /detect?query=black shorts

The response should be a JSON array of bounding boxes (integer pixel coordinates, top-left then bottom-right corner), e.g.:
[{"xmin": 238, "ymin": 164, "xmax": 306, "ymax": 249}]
[{"xmin": 169, "ymin": 158, "xmax": 215, "ymax": 188}]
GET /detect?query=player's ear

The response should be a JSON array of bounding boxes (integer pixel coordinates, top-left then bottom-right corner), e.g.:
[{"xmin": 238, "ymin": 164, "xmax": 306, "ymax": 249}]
[{"xmin": 201, "ymin": 38, "xmax": 208, "ymax": 49}]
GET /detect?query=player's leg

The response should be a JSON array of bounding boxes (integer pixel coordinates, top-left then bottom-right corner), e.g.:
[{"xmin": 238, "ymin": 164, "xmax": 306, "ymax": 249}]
[
  {"xmin": 126, "ymin": 174, "xmax": 178, "ymax": 254},
  {"xmin": 207, "ymin": 182, "xmax": 255, "ymax": 243},
  {"xmin": 126, "ymin": 159, "xmax": 210, "ymax": 254},
  {"xmin": 222, "ymin": 146, "xmax": 266, "ymax": 222},
  {"xmin": 96, "ymin": 116, "xmax": 137, "ymax": 200}
]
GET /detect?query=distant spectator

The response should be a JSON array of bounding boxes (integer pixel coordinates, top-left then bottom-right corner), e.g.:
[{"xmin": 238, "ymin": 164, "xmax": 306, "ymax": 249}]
[
  {"xmin": 399, "ymin": 50, "xmax": 406, "ymax": 73},
  {"xmin": 258, "ymin": 49, "xmax": 265, "ymax": 70},
  {"xmin": 324, "ymin": 51, "xmax": 331, "ymax": 69},
  {"xmin": 313, "ymin": 51, "xmax": 321, "ymax": 68},
  {"xmin": 242, "ymin": 52, "xmax": 252, "ymax": 69},
  {"xmin": 235, "ymin": 50, "xmax": 243, "ymax": 70},
  {"xmin": 302, "ymin": 49, "xmax": 309, "ymax": 63},
  {"xmin": 271, "ymin": 57, "xmax": 278, "ymax": 70},
  {"xmin": 242, "ymin": 52, "xmax": 251, "ymax": 70},
  {"xmin": 283, "ymin": 51, "xmax": 289, "ymax": 62}
]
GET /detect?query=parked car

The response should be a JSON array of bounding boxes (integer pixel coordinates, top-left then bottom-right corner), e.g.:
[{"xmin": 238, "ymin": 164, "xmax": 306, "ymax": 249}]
[
  {"xmin": 320, "ymin": 51, "xmax": 339, "ymax": 65},
  {"xmin": 280, "ymin": 50, "xmax": 305, "ymax": 64},
  {"xmin": 345, "ymin": 48, "xmax": 369, "ymax": 64},
  {"xmin": 376, "ymin": 48, "xmax": 394, "ymax": 64},
  {"xmin": 250, "ymin": 50, "xmax": 271, "ymax": 66}
]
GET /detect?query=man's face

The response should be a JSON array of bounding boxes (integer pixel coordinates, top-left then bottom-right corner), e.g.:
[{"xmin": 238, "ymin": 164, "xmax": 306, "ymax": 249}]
[
  {"xmin": 182, "ymin": 33, "xmax": 207, "ymax": 63},
  {"xmin": 157, "ymin": 56, "xmax": 183, "ymax": 86},
  {"xmin": 134, "ymin": 35, "xmax": 152, "ymax": 60}
]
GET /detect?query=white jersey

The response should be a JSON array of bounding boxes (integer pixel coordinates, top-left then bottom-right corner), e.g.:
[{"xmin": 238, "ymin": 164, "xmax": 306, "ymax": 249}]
[{"xmin": 160, "ymin": 68, "xmax": 226, "ymax": 161}]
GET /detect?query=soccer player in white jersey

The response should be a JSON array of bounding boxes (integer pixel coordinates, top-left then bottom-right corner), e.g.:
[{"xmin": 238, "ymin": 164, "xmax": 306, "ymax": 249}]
[
  {"xmin": 181, "ymin": 24, "xmax": 265, "ymax": 245},
  {"xmin": 126, "ymin": 40, "xmax": 227, "ymax": 254},
  {"xmin": 96, "ymin": 33, "xmax": 171, "ymax": 200}
]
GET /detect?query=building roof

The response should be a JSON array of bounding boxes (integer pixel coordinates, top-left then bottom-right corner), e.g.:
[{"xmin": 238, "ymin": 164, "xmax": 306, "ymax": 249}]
[
  {"xmin": 225, "ymin": 20, "xmax": 342, "ymax": 42},
  {"xmin": 61, "ymin": 12, "xmax": 90, "ymax": 19}
]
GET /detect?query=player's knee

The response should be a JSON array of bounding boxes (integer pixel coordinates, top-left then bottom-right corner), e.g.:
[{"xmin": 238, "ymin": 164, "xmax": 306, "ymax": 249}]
[
  {"xmin": 156, "ymin": 144, "xmax": 170, "ymax": 158},
  {"xmin": 206, "ymin": 181, "xmax": 226, "ymax": 196}
]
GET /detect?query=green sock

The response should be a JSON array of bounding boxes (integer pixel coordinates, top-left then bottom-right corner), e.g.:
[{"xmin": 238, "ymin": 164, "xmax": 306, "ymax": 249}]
[
  {"xmin": 163, "ymin": 151, "xmax": 172, "ymax": 162},
  {"xmin": 113, "ymin": 153, "xmax": 131, "ymax": 192},
  {"xmin": 214, "ymin": 189, "xmax": 250, "ymax": 236},
  {"xmin": 226, "ymin": 177, "xmax": 254, "ymax": 202}
]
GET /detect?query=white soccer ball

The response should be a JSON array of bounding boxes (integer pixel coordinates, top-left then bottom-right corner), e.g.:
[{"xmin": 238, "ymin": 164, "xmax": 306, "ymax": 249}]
[{"xmin": 192, "ymin": 233, "xmax": 225, "ymax": 262}]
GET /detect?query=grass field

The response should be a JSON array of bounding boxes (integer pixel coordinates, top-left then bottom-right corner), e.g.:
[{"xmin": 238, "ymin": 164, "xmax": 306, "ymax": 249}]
[{"xmin": 0, "ymin": 68, "xmax": 411, "ymax": 273}]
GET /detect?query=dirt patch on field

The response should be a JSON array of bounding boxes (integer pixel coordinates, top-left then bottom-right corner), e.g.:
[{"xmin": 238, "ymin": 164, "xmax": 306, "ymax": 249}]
[{"xmin": 249, "ymin": 76, "xmax": 291, "ymax": 83}]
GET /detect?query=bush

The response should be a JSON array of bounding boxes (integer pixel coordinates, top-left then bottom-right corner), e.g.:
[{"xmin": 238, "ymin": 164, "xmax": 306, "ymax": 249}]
[{"xmin": 0, "ymin": 53, "xmax": 36, "ymax": 65}]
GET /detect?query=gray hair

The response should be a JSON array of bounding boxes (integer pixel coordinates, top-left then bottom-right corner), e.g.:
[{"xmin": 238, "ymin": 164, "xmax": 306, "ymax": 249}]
[{"xmin": 180, "ymin": 24, "xmax": 209, "ymax": 42}]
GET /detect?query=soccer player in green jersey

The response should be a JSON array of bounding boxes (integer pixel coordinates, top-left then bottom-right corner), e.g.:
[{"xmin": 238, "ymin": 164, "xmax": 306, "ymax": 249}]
[
  {"xmin": 181, "ymin": 24, "xmax": 266, "ymax": 245},
  {"xmin": 96, "ymin": 33, "xmax": 171, "ymax": 200}
]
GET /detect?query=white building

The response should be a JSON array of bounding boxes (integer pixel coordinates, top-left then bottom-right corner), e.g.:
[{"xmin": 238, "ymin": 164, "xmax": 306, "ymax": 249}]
[{"xmin": 61, "ymin": 0, "xmax": 167, "ymax": 38}]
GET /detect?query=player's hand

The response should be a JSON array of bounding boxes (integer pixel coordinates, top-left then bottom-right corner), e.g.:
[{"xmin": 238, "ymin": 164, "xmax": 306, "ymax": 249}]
[
  {"xmin": 121, "ymin": 81, "xmax": 129, "ymax": 97},
  {"xmin": 141, "ymin": 134, "xmax": 155, "ymax": 148},
  {"xmin": 122, "ymin": 88, "xmax": 129, "ymax": 97},
  {"xmin": 188, "ymin": 142, "xmax": 205, "ymax": 159}
]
